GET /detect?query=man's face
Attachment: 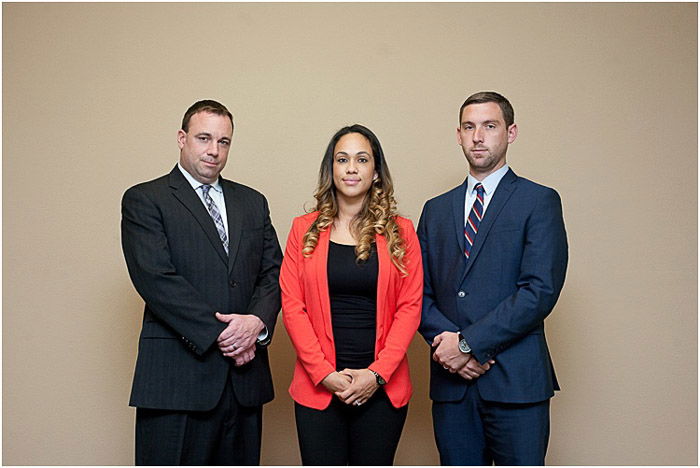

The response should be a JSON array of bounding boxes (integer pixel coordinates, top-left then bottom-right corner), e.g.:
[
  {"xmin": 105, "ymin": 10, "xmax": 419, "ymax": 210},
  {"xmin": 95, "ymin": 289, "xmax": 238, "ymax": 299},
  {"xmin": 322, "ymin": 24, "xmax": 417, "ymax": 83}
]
[
  {"xmin": 177, "ymin": 111, "xmax": 233, "ymax": 184},
  {"xmin": 457, "ymin": 102, "xmax": 518, "ymax": 180}
]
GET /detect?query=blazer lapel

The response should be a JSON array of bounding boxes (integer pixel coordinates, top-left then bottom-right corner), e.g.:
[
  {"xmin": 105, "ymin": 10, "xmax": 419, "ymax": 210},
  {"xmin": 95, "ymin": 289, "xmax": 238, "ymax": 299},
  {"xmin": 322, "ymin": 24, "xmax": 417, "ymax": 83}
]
[
  {"xmin": 460, "ymin": 169, "xmax": 517, "ymax": 282},
  {"xmin": 375, "ymin": 234, "xmax": 388, "ymax": 341},
  {"xmin": 168, "ymin": 167, "xmax": 228, "ymax": 266},
  {"xmin": 221, "ymin": 180, "xmax": 242, "ymax": 274},
  {"xmin": 314, "ymin": 228, "xmax": 335, "ymax": 343}
]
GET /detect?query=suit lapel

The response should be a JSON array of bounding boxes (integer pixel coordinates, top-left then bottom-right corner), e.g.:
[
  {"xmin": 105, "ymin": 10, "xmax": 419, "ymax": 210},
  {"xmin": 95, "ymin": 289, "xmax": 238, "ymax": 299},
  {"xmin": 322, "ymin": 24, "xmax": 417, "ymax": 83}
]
[
  {"xmin": 452, "ymin": 178, "xmax": 469, "ymax": 256},
  {"xmin": 168, "ymin": 167, "xmax": 228, "ymax": 266},
  {"xmin": 221, "ymin": 180, "xmax": 242, "ymax": 273},
  {"xmin": 460, "ymin": 169, "xmax": 518, "ymax": 282}
]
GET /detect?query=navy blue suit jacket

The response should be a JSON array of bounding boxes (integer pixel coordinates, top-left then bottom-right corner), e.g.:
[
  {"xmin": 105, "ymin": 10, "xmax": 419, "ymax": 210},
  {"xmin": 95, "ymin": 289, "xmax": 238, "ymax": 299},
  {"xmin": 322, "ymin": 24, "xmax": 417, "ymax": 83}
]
[{"xmin": 417, "ymin": 168, "xmax": 568, "ymax": 404}]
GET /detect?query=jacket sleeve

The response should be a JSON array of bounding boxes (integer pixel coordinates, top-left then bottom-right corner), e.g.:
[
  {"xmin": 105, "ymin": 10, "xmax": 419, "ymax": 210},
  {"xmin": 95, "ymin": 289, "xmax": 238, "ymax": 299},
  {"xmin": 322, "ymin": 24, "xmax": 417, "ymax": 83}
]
[
  {"xmin": 121, "ymin": 186, "xmax": 224, "ymax": 356},
  {"xmin": 369, "ymin": 219, "xmax": 423, "ymax": 383},
  {"xmin": 462, "ymin": 188, "xmax": 569, "ymax": 363},
  {"xmin": 280, "ymin": 217, "xmax": 336, "ymax": 385},
  {"xmin": 417, "ymin": 202, "xmax": 460, "ymax": 344},
  {"xmin": 243, "ymin": 195, "xmax": 283, "ymax": 343}
]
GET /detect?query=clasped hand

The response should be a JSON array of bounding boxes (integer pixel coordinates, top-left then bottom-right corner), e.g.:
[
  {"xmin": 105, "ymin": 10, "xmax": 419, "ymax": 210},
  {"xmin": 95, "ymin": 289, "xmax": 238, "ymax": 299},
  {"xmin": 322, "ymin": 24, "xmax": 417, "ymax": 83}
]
[
  {"xmin": 321, "ymin": 369, "xmax": 379, "ymax": 406},
  {"xmin": 215, "ymin": 312, "xmax": 264, "ymax": 366},
  {"xmin": 432, "ymin": 331, "xmax": 495, "ymax": 380}
]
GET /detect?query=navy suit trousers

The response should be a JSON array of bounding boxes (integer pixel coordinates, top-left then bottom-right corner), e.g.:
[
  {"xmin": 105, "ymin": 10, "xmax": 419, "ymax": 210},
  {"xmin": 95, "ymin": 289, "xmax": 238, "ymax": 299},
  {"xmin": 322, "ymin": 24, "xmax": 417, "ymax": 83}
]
[{"xmin": 432, "ymin": 384, "xmax": 550, "ymax": 466}]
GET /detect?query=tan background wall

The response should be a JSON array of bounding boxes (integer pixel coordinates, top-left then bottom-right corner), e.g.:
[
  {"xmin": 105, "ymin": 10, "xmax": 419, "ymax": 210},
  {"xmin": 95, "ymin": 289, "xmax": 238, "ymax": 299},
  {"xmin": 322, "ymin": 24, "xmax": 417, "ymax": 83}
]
[{"xmin": 3, "ymin": 2, "xmax": 697, "ymax": 465}]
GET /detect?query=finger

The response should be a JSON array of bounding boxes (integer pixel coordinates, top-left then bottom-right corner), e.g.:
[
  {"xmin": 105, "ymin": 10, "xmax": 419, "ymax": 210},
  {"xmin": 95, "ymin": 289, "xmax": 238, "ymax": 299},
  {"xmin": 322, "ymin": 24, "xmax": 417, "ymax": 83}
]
[{"xmin": 215, "ymin": 312, "xmax": 232, "ymax": 322}]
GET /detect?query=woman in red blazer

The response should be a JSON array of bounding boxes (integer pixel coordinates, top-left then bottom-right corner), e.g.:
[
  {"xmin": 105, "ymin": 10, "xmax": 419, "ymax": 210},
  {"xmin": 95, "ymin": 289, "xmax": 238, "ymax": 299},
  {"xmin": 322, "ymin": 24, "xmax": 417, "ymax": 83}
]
[{"xmin": 280, "ymin": 124, "xmax": 423, "ymax": 465}]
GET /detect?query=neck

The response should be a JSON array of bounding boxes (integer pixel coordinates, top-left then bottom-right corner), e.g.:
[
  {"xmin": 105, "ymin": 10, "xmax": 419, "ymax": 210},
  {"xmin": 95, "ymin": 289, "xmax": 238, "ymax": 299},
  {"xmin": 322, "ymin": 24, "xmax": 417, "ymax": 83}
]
[
  {"xmin": 336, "ymin": 198, "xmax": 363, "ymax": 221},
  {"xmin": 470, "ymin": 161, "xmax": 507, "ymax": 181}
]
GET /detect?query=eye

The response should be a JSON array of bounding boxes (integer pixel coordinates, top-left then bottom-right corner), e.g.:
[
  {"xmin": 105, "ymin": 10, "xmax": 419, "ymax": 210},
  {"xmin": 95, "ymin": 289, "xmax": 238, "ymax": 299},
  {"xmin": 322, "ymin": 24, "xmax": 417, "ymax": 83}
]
[
  {"xmin": 198, "ymin": 136, "xmax": 210, "ymax": 142},
  {"xmin": 486, "ymin": 124, "xmax": 496, "ymax": 129},
  {"xmin": 219, "ymin": 140, "xmax": 230, "ymax": 147},
  {"xmin": 336, "ymin": 157, "xmax": 348, "ymax": 163},
  {"xmin": 358, "ymin": 157, "xmax": 369, "ymax": 163},
  {"xmin": 464, "ymin": 125, "xmax": 473, "ymax": 130}
]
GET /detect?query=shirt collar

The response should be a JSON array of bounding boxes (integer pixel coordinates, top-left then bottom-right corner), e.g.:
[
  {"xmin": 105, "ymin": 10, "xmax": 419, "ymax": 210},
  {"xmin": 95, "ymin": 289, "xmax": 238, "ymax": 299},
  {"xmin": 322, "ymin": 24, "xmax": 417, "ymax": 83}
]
[
  {"xmin": 467, "ymin": 164, "xmax": 509, "ymax": 196},
  {"xmin": 177, "ymin": 163, "xmax": 223, "ymax": 193}
]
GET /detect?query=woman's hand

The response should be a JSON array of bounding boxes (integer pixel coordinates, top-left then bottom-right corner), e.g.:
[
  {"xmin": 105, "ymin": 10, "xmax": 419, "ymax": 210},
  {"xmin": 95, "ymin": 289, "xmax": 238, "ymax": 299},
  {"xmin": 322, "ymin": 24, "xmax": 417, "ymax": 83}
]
[
  {"xmin": 321, "ymin": 371, "xmax": 352, "ymax": 393},
  {"xmin": 335, "ymin": 368, "xmax": 379, "ymax": 406}
]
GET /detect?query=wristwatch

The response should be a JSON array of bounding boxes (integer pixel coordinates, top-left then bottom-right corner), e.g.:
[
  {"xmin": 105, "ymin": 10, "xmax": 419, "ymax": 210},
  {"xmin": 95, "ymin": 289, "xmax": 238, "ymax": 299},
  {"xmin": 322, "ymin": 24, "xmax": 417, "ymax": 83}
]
[
  {"xmin": 458, "ymin": 333, "xmax": 472, "ymax": 354},
  {"xmin": 369, "ymin": 370, "xmax": 386, "ymax": 385}
]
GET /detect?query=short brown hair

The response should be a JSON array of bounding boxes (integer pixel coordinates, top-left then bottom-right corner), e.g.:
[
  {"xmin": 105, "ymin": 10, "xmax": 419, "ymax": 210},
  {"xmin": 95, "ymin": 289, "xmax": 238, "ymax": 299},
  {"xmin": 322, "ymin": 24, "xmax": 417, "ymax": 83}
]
[
  {"xmin": 181, "ymin": 100, "xmax": 234, "ymax": 132},
  {"xmin": 459, "ymin": 91, "xmax": 514, "ymax": 127}
]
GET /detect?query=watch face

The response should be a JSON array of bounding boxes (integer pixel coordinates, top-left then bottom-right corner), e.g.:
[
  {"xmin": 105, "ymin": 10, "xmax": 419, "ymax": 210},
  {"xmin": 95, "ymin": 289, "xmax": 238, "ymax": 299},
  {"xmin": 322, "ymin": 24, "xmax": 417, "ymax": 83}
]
[{"xmin": 459, "ymin": 339, "xmax": 471, "ymax": 354}]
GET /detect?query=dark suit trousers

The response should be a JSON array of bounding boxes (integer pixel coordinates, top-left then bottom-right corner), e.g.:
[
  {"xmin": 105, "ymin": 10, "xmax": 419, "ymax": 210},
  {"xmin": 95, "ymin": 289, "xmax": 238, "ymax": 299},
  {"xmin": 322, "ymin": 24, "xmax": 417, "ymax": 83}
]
[
  {"xmin": 432, "ymin": 383, "xmax": 550, "ymax": 466},
  {"xmin": 135, "ymin": 377, "xmax": 262, "ymax": 465}
]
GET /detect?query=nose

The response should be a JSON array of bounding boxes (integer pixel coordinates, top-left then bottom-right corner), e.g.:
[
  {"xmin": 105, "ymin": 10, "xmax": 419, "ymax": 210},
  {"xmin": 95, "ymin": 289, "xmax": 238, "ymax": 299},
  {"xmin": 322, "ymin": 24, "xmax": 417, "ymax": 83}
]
[
  {"xmin": 472, "ymin": 126, "xmax": 483, "ymax": 143},
  {"xmin": 207, "ymin": 139, "xmax": 219, "ymax": 156},
  {"xmin": 346, "ymin": 160, "xmax": 358, "ymax": 173}
]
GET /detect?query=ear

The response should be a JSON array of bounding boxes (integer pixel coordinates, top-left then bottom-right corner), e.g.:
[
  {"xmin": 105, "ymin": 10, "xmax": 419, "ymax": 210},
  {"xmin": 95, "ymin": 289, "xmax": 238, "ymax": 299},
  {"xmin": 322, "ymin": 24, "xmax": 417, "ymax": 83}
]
[
  {"xmin": 177, "ymin": 129, "xmax": 187, "ymax": 150},
  {"xmin": 373, "ymin": 171, "xmax": 379, "ymax": 181},
  {"xmin": 507, "ymin": 123, "xmax": 518, "ymax": 144}
]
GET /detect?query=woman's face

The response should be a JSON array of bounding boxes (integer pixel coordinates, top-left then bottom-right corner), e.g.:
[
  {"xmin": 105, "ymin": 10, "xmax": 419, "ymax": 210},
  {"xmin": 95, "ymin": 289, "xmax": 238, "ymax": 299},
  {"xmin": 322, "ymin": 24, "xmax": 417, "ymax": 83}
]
[{"xmin": 332, "ymin": 132, "xmax": 377, "ymax": 204}]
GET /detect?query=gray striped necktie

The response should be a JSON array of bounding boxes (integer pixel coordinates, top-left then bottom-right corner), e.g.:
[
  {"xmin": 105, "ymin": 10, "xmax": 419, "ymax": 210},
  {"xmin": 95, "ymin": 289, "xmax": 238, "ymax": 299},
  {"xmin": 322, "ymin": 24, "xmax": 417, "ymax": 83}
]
[{"xmin": 201, "ymin": 185, "xmax": 229, "ymax": 254}]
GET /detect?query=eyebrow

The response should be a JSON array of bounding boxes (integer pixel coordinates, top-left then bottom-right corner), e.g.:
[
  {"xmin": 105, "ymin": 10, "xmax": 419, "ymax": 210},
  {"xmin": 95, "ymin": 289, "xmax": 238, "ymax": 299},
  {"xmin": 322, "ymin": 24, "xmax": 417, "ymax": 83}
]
[
  {"xmin": 335, "ymin": 151, "xmax": 372, "ymax": 157},
  {"xmin": 462, "ymin": 120, "xmax": 500, "ymax": 126}
]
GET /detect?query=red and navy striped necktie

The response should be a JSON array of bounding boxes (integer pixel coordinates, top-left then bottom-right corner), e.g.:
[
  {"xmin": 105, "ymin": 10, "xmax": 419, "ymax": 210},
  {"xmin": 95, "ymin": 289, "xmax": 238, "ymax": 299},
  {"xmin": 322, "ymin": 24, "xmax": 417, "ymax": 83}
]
[{"xmin": 464, "ymin": 183, "xmax": 485, "ymax": 259}]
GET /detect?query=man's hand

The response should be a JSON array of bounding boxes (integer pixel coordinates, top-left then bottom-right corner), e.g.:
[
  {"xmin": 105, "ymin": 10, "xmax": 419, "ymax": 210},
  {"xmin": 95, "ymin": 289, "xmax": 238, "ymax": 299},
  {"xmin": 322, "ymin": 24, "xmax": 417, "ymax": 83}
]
[
  {"xmin": 225, "ymin": 343, "xmax": 256, "ymax": 366},
  {"xmin": 432, "ymin": 331, "xmax": 471, "ymax": 371},
  {"xmin": 432, "ymin": 331, "xmax": 495, "ymax": 380},
  {"xmin": 215, "ymin": 313, "xmax": 264, "ymax": 357},
  {"xmin": 457, "ymin": 357, "xmax": 495, "ymax": 380},
  {"xmin": 321, "ymin": 371, "xmax": 352, "ymax": 393},
  {"xmin": 335, "ymin": 368, "xmax": 379, "ymax": 406}
]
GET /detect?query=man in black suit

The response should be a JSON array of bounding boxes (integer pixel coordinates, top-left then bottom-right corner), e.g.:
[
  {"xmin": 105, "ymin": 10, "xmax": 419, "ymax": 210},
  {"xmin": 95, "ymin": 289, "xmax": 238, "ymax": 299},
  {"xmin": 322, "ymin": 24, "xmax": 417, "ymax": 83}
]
[{"xmin": 121, "ymin": 99, "xmax": 282, "ymax": 465}]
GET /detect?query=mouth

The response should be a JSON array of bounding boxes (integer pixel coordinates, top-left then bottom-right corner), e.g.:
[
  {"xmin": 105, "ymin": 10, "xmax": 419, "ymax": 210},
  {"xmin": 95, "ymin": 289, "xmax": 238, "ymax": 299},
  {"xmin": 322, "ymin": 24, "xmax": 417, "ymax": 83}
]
[
  {"xmin": 342, "ymin": 178, "xmax": 361, "ymax": 186},
  {"xmin": 201, "ymin": 159, "xmax": 218, "ymax": 167}
]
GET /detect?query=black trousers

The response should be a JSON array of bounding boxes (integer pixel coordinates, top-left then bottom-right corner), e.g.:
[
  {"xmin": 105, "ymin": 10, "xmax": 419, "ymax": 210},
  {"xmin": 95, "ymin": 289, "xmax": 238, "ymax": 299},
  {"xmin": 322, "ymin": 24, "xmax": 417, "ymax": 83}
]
[
  {"xmin": 135, "ymin": 378, "xmax": 262, "ymax": 465},
  {"xmin": 294, "ymin": 390, "xmax": 408, "ymax": 465}
]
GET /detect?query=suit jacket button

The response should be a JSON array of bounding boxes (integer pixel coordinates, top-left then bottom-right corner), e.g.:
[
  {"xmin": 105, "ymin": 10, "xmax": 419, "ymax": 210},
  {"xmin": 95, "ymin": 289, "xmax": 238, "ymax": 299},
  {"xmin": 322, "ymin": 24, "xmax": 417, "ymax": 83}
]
[
  {"xmin": 229, "ymin": 280, "xmax": 238, "ymax": 288},
  {"xmin": 457, "ymin": 291, "xmax": 466, "ymax": 298}
]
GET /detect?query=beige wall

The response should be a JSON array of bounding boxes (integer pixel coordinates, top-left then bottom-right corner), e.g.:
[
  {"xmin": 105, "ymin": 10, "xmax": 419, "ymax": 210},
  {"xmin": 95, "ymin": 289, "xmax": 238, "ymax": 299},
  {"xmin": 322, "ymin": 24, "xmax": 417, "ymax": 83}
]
[{"xmin": 3, "ymin": 2, "xmax": 697, "ymax": 465}]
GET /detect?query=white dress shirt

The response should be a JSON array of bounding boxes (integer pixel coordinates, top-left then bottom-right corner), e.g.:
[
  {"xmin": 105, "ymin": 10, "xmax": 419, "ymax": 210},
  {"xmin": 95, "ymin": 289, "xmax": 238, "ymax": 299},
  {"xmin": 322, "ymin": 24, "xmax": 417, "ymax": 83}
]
[
  {"xmin": 178, "ymin": 163, "xmax": 229, "ymax": 239},
  {"xmin": 464, "ymin": 164, "xmax": 510, "ymax": 226}
]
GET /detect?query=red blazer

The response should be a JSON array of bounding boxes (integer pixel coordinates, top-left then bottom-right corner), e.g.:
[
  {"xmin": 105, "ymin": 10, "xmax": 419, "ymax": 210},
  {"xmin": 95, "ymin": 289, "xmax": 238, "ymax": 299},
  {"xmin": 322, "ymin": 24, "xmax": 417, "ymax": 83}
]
[{"xmin": 280, "ymin": 212, "xmax": 423, "ymax": 410}]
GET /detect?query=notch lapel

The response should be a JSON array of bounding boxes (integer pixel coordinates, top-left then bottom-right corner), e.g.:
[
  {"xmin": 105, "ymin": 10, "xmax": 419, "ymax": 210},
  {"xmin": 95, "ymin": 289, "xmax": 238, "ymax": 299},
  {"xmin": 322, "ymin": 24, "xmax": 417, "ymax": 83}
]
[
  {"xmin": 168, "ymin": 167, "xmax": 228, "ymax": 266},
  {"xmin": 452, "ymin": 178, "xmax": 469, "ymax": 257},
  {"xmin": 221, "ymin": 181, "xmax": 243, "ymax": 274},
  {"xmin": 460, "ymin": 169, "xmax": 517, "ymax": 282}
]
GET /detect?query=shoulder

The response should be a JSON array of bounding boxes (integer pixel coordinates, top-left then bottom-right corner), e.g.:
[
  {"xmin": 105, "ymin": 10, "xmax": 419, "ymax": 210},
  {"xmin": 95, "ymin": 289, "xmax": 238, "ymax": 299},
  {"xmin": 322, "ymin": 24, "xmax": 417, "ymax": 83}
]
[
  {"xmin": 221, "ymin": 178, "xmax": 267, "ymax": 202},
  {"xmin": 292, "ymin": 211, "xmax": 320, "ymax": 230},
  {"xmin": 394, "ymin": 215, "xmax": 417, "ymax": 231},
  {"xmin": 511, "ymin": 173, "xmax": 562, "ymax": 201},
  {"xmin": 122, "ymin": 173, "xmax": 169, "ymax": 201}
]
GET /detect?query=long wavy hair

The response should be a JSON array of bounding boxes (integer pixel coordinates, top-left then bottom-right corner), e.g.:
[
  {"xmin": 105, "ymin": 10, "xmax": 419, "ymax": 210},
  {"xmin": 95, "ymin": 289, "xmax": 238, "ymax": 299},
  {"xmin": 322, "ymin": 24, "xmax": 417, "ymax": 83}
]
[{"xmin": 302, "ymin": 124, "xmax": 407, "ymax": 275}]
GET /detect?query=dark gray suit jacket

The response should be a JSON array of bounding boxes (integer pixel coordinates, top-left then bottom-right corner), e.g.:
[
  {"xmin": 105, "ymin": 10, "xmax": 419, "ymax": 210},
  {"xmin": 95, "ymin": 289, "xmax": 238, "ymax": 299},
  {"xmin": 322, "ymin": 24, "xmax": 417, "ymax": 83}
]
[{"xmin": 121, "ymin": 165, "xmax": 282, "ymax": 411}]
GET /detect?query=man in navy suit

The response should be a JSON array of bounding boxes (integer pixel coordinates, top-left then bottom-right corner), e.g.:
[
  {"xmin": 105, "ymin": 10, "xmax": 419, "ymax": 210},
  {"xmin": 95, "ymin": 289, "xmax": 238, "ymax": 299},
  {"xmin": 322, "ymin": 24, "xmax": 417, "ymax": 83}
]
[
  {"xmin": 417, "ymin": 91, "xmax": 568, "ymax": 465},
  {"xmin": 122, "ymin": 100, "xmax": 282, "ymax": 465}
]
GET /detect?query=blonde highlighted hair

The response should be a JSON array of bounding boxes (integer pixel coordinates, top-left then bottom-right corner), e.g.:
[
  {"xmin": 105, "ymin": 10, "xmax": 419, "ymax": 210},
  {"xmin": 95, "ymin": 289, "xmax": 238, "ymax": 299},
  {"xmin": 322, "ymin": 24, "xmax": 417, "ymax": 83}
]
[{"xmin": 302, "ymin": 125, "xmax": 407, "ymax": 275}]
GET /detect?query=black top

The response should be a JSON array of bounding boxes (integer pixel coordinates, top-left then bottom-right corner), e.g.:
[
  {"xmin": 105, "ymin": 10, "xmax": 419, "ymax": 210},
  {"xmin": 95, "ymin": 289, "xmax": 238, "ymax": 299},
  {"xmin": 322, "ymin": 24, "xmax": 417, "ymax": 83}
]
[{"xmin": 327, "ymin": 241, "xmax": 378, "ymax": 370}]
